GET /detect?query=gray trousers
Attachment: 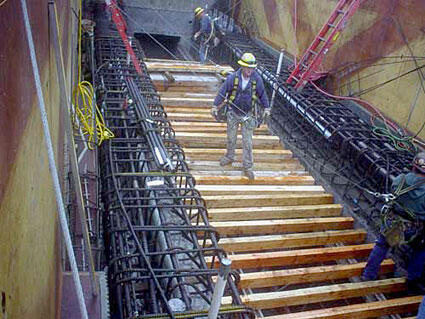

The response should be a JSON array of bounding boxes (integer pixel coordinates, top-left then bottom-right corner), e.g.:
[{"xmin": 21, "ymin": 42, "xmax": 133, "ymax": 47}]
[{"xmin": 225, "ymin": 110, "xmax": 256, "ymax": 169}]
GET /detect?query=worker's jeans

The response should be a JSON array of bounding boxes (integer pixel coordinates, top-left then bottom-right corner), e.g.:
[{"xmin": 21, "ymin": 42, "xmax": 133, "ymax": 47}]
[
  {"xmin": 418, "ymin": 297, "xmax": 425, "ymax": 318},
  {"xmin": 363, "ymin": 232, "xmax": 425, "ymax": 281},
  {"xmin": 223, "ymin": 110, "xmax": 255, "ymax": 169},
  {"xmin": 199, "ymin": 43, "xmax": 209, "ymax": 64}
]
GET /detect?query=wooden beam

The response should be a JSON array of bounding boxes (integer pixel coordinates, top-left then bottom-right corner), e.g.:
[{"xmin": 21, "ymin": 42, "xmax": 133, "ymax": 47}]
[
  {"xmin": 209, "ymin": 217, "xmax": 354, "ymax": 235},
  {"xmin": 168, "ymin": 113, "xmax": 216, "ymax": 122},
  {"xmin": 196, "ymin": 184, "xmax": 324, "ymax": 195},
  {"xmin": 183, "ymin": 148, "xmax": 290, "ymax": 162},
  {"xmin": 145, "ymin": 61, "xmax": 233, "ymax": 73},
  {"xmin": 188, "ymin": 160, "xmax": 303, "ymax": 172},
  {"xmin": 207, "ymin": 204, "xmax": 342, "ymax": 221},
  {"xmin": 263, "ymin": 296, "xmax": 422, "ymax": 319},
  {"xmin": 221, "ymin": 278, "xmax": 406, "ymax": 309},
  {"xmin": 203, "ymin": 194, "xmax": 334, "ymax": 208},
  {"xmin": 170, "ymin": 122, "xmax": 270, "ymax": 134},
  {"xmin": 165, "ymin": 107, "xmax": 211, "ymax": 114},
  {"xmin": 238, "ymin": 259, "xmax": 394, "ymax": 289},
  {"xmin": 205, "ymin": 244, "xmax": 374, "ymax": 269},
  {"xmin": 190, "ymin": 170, "xmax": 310, "ymax": 177},
  {"xmin": 195, "ymin": 175, "xmax": 316, "ymax": 186},
  {"xmin": 211, "ymin": 229, "xmax": 366, "ymax": 252}
]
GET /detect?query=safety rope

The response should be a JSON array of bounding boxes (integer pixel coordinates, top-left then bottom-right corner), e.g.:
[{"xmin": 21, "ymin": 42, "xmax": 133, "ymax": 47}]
[{"xmin": 71, "ymin": 0, "xmax": 114, "ymax": 149}]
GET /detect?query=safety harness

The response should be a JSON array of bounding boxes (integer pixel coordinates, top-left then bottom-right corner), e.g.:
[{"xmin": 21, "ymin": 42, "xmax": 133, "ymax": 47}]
[
  {"xmin": 380, "ymin": 176, "xmax": 425, "ymax": 247},
  {"xmin": 229, "ymin": 76, "xmax": 258, "ymax": 111}
]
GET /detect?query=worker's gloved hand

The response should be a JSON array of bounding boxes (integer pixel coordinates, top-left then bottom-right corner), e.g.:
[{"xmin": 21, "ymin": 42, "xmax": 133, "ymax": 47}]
[
  {"xmin": 263, "ymin": 108, "xmax": 271, "ymax": 120},
  {"xmin": 194, "ymin": 32, "xmax": 200, "ymax": 41},
  {"xmin": 211, "ymin": 106, "xmax": 218, "ymax": 118}
]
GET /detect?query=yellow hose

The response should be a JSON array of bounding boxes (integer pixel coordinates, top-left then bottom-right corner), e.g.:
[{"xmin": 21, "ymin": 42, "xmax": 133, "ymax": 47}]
[{"xmin": 71, "ymin": 0, "xmax": 114, "ymax": 150}]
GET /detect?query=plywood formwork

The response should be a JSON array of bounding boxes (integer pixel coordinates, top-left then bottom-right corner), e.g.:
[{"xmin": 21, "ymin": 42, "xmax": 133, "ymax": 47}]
[{"xmin": 149, "ymin": 59, "xmax": 421, "ymax": 318}]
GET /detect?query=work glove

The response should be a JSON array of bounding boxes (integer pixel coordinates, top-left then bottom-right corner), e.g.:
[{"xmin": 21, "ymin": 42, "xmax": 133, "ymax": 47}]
[
  {"xmin": 263, "ymin": 108, "xmax": 271, "ymax": 120},
  {"xmin": 211, "ymin": 106, "xmax": 218, "ymax": 118},
  {"xmin": 194, "ymin": 32, "xmax": 200, "ymax": 41}
]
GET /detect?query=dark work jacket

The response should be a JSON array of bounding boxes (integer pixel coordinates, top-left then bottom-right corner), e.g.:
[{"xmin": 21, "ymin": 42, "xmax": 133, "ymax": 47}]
[
  {"xmin": 392, "ymin": 172, "xmax": 425, "ymax": 221},
  {"xmin": 213, "ymin": 69, "xmax": 270, "ymax": 116}
]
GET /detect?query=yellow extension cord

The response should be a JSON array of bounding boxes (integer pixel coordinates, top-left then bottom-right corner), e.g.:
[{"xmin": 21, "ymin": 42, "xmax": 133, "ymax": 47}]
[{"xmin": 72, "ymin": 0, "xmax": 114, "ymax": 150}]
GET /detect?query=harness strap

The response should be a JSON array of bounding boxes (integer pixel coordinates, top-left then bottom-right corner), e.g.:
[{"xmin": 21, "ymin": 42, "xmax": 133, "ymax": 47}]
[{"xmin": 229, "ymin": 76, "xmax": 257, "ymax": 110}]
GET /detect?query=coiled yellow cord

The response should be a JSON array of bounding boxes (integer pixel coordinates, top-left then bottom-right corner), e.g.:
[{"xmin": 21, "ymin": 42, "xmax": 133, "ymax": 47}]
[
  {"xmin": 72, "ymin": 81, "xmax": 114, "ymax": 150},
  {"xmin": 71, "ymin": 0, "xmax": 114, "ymax": 150}
]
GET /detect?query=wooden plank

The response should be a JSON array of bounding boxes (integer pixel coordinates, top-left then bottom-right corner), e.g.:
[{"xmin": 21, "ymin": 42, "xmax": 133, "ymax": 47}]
[
  {"xmin": 239, "ymin": 259, "xmax": 394, "ymax": 289},
  {"xmin": 203, "ymin": 194, "xmax": 334, "ymax": 208},
  {"xmin": 263, "ymin": 296, "xmax": 422, "ymax": 319},
  {"xmin": 221, "ymin": 278, "xmax": 406, "ymax": 309},
  {"xmin": 170, "ymin": 122, "xmax": 270, "ymax": 134},
  {"xmin": 212, "ymin": 229, "xmax": 366, "ymax": 252},
  {"xmin": 145, "ymin": 61, "xmax": 233, "ymax": 73},
  {"xmin": 183, "ymin": 148, "xmax": 290, "ymax": 162},
  {"xmin": 168, "ymin": 113, "xmax": 216, "ymax": 122},
  {"xmin": 189, "ymin": 161, "xmax": 303, "ymax": 172},
  {"xmin": 205, "ymin": 244, "xmax": 374, "ymax": 269},
  {"xmin": 209, "ymin": 217, "xmax": 353, "ymax": 235},
  {"xmin": 190, "ymin": 170, "xmax": 310, "ymax": 177},
  {"xmin": 165, "ymin": 106, "xmax": 211, "ymax": 114},
  {"xmin": 207, "ymin": 204, "xmax": 342, "ymax": 221},
  {"xmin": 176, "ymin": 132, "xmax": 281, "ymax": 148},
  {"xmin": 205, "ymin": 229, "xmax": 366, "ymax": 252},
  {"xmin": 195, "ymin": 175, "xmax": 316, "ymax": 186},
  {"xmin": 196, "ymin": 184, "xmax": 323, "ymax": 195}
]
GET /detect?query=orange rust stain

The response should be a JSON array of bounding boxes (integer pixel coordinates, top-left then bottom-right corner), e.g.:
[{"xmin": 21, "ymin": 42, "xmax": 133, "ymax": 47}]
[
  {"xmin": 333, "ymin": 0, "xmax": 425, "ymax": 75},
  {"xmin": 263, "ymin": 0, "xmax": 282, "ymax": 35}
]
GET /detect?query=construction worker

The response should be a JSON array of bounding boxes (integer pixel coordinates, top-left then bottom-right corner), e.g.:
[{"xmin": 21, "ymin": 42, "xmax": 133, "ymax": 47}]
[
  {"xmin": 362, "ymin": 152, "xmax": 425, "ymax": 294},
  {"xmin": 193, "ymin": 7, "xmax": 213, "ymax": 64},
  {"xmin": 211, "ymin": 53, "xmax": 270, "ymax": 180}
]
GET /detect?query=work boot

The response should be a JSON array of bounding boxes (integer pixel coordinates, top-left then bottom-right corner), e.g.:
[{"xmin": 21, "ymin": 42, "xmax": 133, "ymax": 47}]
[
  {"xmin": 219, "ymin": 156, "xmax": 233, "ymax": 166},
  {"xmin": 243, "ymin": 168, "xmax": 255, "ymax": 180}
]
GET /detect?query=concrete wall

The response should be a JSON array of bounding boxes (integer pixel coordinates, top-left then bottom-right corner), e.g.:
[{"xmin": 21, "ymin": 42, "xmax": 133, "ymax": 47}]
[
  {"xmin": 0, "ymin": 0, "xmax": 76, "ymax": 317},
  {"xmin": 234, "ymin": 0, "xmax": 425, "ymax": 140}
]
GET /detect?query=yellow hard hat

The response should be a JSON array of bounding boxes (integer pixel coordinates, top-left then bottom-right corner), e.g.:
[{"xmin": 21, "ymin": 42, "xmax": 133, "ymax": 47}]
[
  {"xmin": 238, "ymin": 52, "xmax": 257, "ymax": 68},
  {"xmin": 194, "ymin": 7, "xmax": 204, "ymax": 16}
]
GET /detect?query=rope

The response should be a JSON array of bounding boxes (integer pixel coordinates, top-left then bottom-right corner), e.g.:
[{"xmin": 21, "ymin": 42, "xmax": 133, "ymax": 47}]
[
  {"xmin": 20, "ymin": 0, "xmax": 89, "ymax": 318},
  {"xmin": 72, "ymin": 0, "xmax": 114, "ymax": 149}
]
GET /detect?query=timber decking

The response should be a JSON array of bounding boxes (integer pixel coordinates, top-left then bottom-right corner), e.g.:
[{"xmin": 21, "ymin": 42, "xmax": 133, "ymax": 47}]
[{"xmin": 151, "ymin": 59, "xmax": 421, "ymax": 318}]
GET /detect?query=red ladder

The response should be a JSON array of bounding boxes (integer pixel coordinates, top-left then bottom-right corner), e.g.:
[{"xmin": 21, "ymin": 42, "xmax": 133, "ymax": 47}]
[
  {"xmin": 287, "ymin": 0, "xmax": 363, "ymax": 90},
  {"xmin": 105, "ymin": 0, "xmax": 144, "ymax": 76}
]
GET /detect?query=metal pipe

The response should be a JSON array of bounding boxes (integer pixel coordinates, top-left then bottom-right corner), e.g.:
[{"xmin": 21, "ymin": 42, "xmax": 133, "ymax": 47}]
[
  {"xmin": 269, "ymin": 49, "xmax": 285, "ymax": 110},
  {"xmin": 208, "ymin": 258, "xmax": 232, "ymax": 319}
]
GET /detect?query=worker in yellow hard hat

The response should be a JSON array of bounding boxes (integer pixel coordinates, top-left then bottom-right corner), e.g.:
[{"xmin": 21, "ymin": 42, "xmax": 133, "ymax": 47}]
[
  {"xmin": 193, "ymin": 7, "xmax": 214, "ymax": 64},
  {"xmin": 211, "ymin": 53, "xmax": 271, "ymax": 180}
]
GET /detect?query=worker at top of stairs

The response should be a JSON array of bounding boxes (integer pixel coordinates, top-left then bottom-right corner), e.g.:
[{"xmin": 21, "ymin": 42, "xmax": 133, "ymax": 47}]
[
  {"xmin": 193, "ymin": 7, "xmax": 215, "ymax": 64},
  {"xmin": 362, "ymin": 152, "xmax": 425, "ymax": 294},
  {"xmin": 211, "ymin": 52, "xmax": 271, "ymax": 180}
]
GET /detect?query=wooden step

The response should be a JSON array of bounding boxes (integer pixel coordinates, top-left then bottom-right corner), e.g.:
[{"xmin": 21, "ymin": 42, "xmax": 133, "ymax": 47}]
[
  {"xmin": 196, "ymin": 184, "xmax": 323, "ymax": 195},
  {"xmin": 239, "ymin": 259, "xmax": 394, "ymax": 289},
  {"xmin": 207, "ymin": 204, "xmax": 343, "ymax": 221},
  {"xmin": 145, "ymin": 61, "xmax": 233, "ymax": 73},
  {"xmin": 170, "ymin": 122, "xmax": 270, "ymax": 134},
  {"xmin": 263, "ymin": 295, "xmax": 422, "ymax": 319},
  {"xmin": 204, "ymin": 194, "xmax": 334, "ymax": 208},
  {"xmin": 175, "ymin": 132, "xmax": 281, "ymax": 148},
  {"xmin": 195, "ymin": 175, "xmax": 316, "ymax": 186},
  {"xmin": 184, "ymin": 148, "xmax": 290, "ymax": 162},
  {"xmin": 165, "ymin": 106, "xmax": 211, "ymax": 114},
  {"xmin": 188, "ymin": 160, "xmax": 303, "ymax": 172},
  {"xmin": 162, "ymin": 97, "xmax": 214, "ymax": 107},
  {"xmin": 205, "ymin": 243, "xmax": 374, "ymax": 269},
  {"xmin": 209, "ymin": 217, "xmax": 353, "ymax": 236},
  {"xmin": 191, "ymin": 170, "xmax": 310, "ymax": 177},
  {"xmin": 222, "ymin": 278, "xmax": 406, "ymax": 309},
  {"xmin": 212, "ymin": 229, "xmax": 366, "ymax": 252},
  {"xmin": 168, "ymin": 112, "xmax": 216, "ymax": 122}
]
